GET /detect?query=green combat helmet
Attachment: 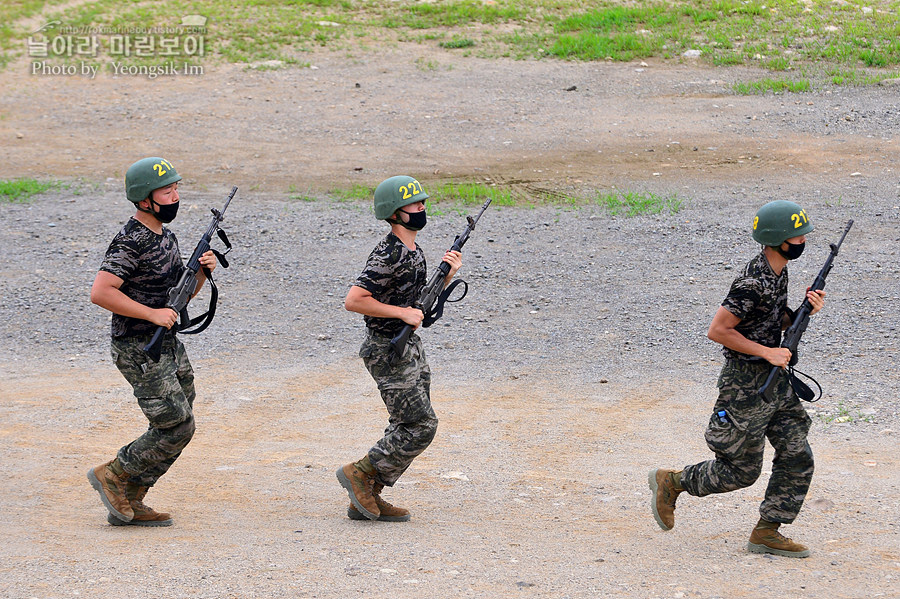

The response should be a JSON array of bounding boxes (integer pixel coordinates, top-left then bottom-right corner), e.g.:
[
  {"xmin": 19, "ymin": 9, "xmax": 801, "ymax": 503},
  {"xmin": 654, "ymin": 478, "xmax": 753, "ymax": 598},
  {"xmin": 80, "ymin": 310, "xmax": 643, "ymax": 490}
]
[
  {"xmin": 125, "ymin": 157, "xmax": 181, "ymax": 204},
  {"xmin": 373, "ymin": 175, "xmax": 429, "ymax": 220},
  {"xmin": 752, "ymin": 200, "xmax": 814, "ymax": 246}
]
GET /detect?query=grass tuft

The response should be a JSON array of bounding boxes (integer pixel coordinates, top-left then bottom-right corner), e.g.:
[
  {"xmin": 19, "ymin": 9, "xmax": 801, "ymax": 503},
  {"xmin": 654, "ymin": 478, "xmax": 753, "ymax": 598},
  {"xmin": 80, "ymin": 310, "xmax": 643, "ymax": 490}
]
[
  {"xmin": 430, "ymin": 182, "xmax": 515, "ymax": 207},
  {"xmin": 733, "ymin": 78, "xmax": 811, "ymax": 94},
  {"xmin": 0, "ymin": 178, "xmax": 57, "ymax": 202},
  {"xmin": 596, "ymin": 190, "xmax": 683, "ymax": 216}
]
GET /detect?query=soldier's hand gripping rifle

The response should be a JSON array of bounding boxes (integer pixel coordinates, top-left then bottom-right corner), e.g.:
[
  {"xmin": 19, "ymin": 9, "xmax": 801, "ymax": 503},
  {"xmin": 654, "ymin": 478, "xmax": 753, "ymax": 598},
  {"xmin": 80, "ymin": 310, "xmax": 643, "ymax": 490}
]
[
  {"xmin": 143, "ymin": 186, "xmax": 237, "ymax": 362},
  {"xmin": 758, "ymin": 219, "xmax": 853, "ymax": 402},
  {"xmin": 389, "ymin": 198, "xmax": 492, "ymax": 364}
]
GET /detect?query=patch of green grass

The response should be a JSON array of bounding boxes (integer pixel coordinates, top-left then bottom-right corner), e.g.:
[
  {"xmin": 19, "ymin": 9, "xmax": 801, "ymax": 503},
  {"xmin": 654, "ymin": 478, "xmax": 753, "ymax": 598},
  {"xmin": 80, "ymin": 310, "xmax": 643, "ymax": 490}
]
[
  {"xmin": 0, "ymin": 178, "xmax": 57, "ymax": 202},
  {"xmin": 287, "ymin": 184, "xmax": 318, "ymax": 202},
  {"xmin": 596, "ymin": 190, "xmax": 683, "ymax": 217},
  {"xmin": 328, "ymin": 183, "xmax": 372, "ymax": 202},
  {"xmin": 430, "ymin": 182, "xmax": 516, "ymax": 207},
  {"xmin": 440, "ymin": 37, "xmax": 475, "ymax": 49},
  {"xmin": 817, "ymin": 401, "xmax": 874, "ymax": 425},
  {"xmin": 5, "ymin": 0, "xmax": 900, "ymax": 84},
  {"xmin": 733, "ymin": 78, "xmax": 812, "ymax": 94},
  {"xmin": 414, "ymin": 57, "xmax": 442, "ymax": 71}
]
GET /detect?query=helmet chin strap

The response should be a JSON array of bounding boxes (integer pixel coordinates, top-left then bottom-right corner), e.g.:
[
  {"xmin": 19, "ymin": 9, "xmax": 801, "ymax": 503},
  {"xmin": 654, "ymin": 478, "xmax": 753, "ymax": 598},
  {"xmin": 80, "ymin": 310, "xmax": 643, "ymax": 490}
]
[{"xmin": 136, "ymin": 198, "xmax": 155, "ymax": 214}]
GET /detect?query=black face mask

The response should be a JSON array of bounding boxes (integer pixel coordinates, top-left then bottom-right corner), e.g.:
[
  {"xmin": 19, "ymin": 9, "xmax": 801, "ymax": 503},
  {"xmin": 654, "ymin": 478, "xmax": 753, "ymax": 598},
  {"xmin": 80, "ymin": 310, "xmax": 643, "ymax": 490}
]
[
  {"xmin": 151, "ymin": 199, "xmax": 179, "ymax": 223},
  {"xmin": 398, "ymin": 208, "xmax": 427, "ymax": 231},
  {"xmin": 776, "ymin": 241, "xmax": 805, "ymax": 260}
]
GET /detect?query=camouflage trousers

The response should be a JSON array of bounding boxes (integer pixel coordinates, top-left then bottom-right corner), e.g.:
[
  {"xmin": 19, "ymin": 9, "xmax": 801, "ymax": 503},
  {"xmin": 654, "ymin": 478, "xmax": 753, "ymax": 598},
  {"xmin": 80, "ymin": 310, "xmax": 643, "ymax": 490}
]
[
  {"xmin": 360, "ymin": 330, "xmax": 438, "ymax": 487},
  {"xmin": 680, "ymin": 359, "xmax": 814, "ymax": 524},
  {"xmin": 111, "ymin": 334, "xmax": 196, "ymax": 488}
]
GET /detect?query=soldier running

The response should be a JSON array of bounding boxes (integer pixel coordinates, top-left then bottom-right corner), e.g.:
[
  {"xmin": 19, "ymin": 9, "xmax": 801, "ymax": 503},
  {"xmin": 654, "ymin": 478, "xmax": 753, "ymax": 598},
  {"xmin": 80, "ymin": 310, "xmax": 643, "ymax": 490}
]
[
  {"xmin": 650, "ymin": 200, "xmax": 826, "ymax": 557},
  {"xmin": 87, "ymin": 157, "xmax": 217, "ymax": 527},
  {"xmin": 338, "ymin": 176, "xmax": 462, "ymax": 522}
]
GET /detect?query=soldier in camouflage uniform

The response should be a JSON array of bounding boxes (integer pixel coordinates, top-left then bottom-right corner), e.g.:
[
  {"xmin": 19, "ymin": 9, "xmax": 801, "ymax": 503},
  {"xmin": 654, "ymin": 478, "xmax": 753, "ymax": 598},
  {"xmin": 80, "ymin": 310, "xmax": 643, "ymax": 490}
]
[
  {"xmin": 650, "ymin": 200, "xmax": 826, "ymax": 558},
  {"xmin": 87, "ymin": 157, "xmax": 217, "ymax": 527},
  {"xmin": 337, "ymin": 175, "xmax": 462, "ymax": 522}
]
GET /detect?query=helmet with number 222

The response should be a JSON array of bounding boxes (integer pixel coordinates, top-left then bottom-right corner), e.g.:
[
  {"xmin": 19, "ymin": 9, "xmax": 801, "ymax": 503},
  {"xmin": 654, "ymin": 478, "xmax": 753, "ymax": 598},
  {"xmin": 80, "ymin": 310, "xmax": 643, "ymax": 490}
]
[{"xmin": 752, "ymin": 200, "xmax": 814, "ymax": 246}]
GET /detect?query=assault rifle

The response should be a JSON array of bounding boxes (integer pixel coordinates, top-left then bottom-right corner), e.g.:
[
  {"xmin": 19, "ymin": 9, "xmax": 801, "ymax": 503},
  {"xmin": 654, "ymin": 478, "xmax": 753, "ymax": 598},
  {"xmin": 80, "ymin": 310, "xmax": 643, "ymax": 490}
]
[
  {"xmin": 143, "ymin": 186, "xmax": 236, "ymax": 362},
  {"xmin": 758, "ymin": 219, "xmax": 853, "ymax": 402},
  {"xmin": 389, "ymin": 198, "xmax": 492, "ymax": 364}
]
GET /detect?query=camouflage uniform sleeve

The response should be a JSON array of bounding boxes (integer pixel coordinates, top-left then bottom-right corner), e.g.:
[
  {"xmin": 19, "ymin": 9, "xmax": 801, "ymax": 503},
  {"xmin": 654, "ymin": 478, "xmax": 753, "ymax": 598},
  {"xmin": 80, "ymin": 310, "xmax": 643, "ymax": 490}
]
[
  {"xmin": 99, "ymin": 234, "xmax": 140, "ymax": 283},
  {"xmin": 721, "ymin": 275, "xmax": 763, "ymax": 321},
  {"xmin": 355, "ymin": 244, "xmax": 392, "ymax": 297}
]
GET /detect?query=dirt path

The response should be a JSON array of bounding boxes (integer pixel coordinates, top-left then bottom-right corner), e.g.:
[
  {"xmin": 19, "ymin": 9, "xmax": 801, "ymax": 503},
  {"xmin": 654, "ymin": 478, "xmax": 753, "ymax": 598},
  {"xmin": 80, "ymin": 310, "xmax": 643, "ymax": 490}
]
[
  {"xmin": 1, "ymin": 42, "xmax": 899, "ymax": 599},
  {"xmin": 3, "ymin": 48, "xmax": 897, "ymax": 195},
  {"xmin": 2, "ymin": 361, "xmax": 897, "ymax": 598}
]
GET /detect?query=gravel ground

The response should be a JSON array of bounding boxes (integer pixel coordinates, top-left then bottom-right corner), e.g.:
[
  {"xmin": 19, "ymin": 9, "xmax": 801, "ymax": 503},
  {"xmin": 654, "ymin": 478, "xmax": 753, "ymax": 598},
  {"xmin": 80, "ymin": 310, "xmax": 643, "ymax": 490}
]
[{"xmin": 1, "ymin": 47, "xmax": 899, "ymax": 599}]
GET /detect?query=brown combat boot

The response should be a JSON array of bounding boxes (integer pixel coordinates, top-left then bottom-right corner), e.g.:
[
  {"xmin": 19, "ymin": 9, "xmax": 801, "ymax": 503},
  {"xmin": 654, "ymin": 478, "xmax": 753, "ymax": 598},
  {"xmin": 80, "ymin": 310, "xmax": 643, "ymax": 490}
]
[
  {"xmin": 748, "ymin": 522, "xmax": 810, "ymax": 558},
  {"xmin": 347, "ymin": 483, "xmax": 410, "ymax": 522},
  {"xmin": 337, "ymin": 459, "xmax": 380, "ymax": 520},
  {"xmin": 648, "ymin": 468, "xmax": 683, "ymax": 531},
  {"xmin": 108, "ymin": 484, "xmax": 173, "ymax": 527},
  {"xmin": 87, "ymin": 459, "xmax": 133, "ymax": 522}
]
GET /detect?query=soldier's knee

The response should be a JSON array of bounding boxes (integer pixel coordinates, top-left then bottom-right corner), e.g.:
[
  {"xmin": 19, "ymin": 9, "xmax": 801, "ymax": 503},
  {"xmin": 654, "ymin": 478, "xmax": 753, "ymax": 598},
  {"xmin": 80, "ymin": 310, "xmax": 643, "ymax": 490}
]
[
  {"xmin": 733, "ymin": 462, "xmax": 763, "ymax": 488},
  {"xmin": 418, "ymin": 416, "xmax": 438, "ymax": 446},
  {"xmin": 170, "ymin": 413, "xmax": 196, "ymax": 447},
  {"xmin": 790, "ymin": 442, "xmax": 814, "ymax": 473}
]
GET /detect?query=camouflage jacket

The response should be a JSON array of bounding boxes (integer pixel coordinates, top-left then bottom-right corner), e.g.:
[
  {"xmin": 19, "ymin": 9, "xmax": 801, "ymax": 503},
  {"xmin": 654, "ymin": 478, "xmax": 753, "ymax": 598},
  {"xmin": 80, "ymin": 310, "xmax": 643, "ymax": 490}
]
[
  {"xmin": 354, "ymin": 232, "xmax": 426, "ymax": 336},
  {"xmin": 99, "ymin": 217, "xmax": 185, "ymax": 338},
  {"xmin": 720, "ymin": 250, "xmax": 788, "ymax": 361}
]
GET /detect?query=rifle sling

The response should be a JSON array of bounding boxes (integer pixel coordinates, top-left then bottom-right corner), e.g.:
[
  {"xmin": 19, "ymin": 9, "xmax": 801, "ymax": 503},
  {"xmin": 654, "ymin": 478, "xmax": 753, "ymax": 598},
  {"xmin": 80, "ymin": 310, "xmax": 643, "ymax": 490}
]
[
  {"xmin": 422, "ymin": 279, "xmax": 468, "ymax": 328},
  {"xmin": 787, "ymin": 366, "xmax": 821, "ymax": 403},
  {"xmin": 178, "ymin": 266, "xmax": 219, "ymax": 335}
]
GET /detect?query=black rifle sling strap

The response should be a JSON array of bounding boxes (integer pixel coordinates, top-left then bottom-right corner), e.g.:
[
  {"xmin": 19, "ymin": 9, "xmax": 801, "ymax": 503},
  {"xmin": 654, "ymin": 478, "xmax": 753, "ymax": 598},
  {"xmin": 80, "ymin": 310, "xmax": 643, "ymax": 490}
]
[
  {"xmin": 787, "ymin": 367, "xmax": 821, "ymax": 402},
  {"xmin": 422, "ymin": 279, "xmax": 468, "ymax": 328},
  {"xmin": 180, "ymin": 227, "xmax": 232, "ymax": 335},
  {"xmin": 177, "ymin": 267, "xmax": 218, "ymax": 335},
  {"xmin": 214, "ymin": 229, "xmax": 232, "ymax": 268}
]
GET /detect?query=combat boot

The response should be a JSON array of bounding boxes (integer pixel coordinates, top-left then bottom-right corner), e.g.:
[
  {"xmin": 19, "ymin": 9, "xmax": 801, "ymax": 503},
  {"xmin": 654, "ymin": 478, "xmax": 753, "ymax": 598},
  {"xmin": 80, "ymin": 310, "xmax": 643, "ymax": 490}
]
[
  {"xmin": 347, "ymin": 483, "xmax": 410, "ymax": 522},
  {"xmin": 648, "ymin": 468, "xmax": 683, "ymax": 531},
  {"xmin": 87, "ymin": 459, "xmax": 133, "ymax": 522},
  {"xmin": 108, "ymin": 484, "xmax": 173, "ymax": 527},
  {"xmin": 337, "ymin": 459, "xmax": 380, "ymax": 520},
  {"xmin": 748, "ymin": 522, "xmax": 810, "ymax": 558}
]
